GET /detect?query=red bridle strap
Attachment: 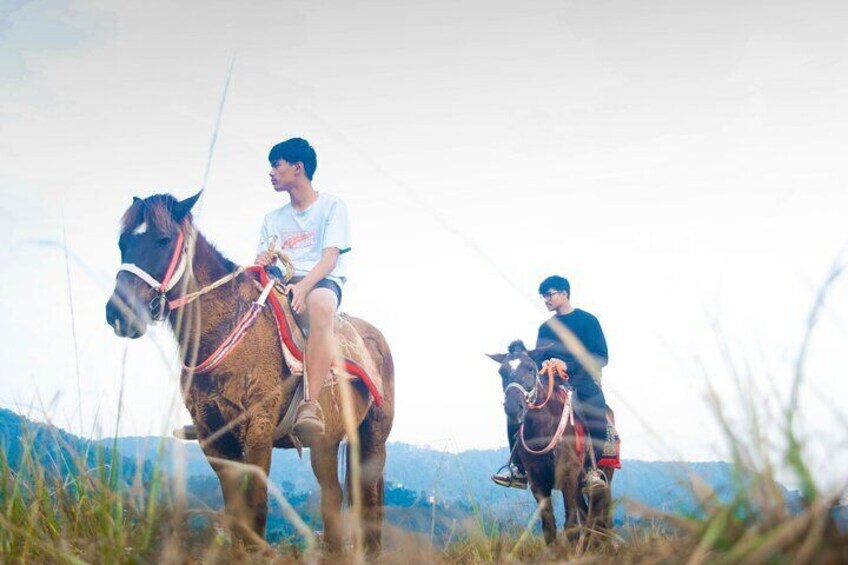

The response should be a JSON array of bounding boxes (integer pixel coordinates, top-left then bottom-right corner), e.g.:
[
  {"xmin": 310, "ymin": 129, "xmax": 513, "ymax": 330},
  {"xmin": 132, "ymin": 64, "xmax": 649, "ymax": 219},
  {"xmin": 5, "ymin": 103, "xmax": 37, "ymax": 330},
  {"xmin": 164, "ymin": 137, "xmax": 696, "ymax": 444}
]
[{"xmin": 159, "ymin": 229, "xmax": 185, "ymax": 292}]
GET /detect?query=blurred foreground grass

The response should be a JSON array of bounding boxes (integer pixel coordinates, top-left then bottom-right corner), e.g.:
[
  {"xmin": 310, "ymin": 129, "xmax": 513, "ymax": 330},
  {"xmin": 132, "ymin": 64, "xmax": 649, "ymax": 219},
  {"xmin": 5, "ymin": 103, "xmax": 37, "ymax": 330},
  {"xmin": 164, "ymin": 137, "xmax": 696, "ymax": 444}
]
[{"xmin": 2, "ymin": 373, "xmax": 846, "ymax": 564}]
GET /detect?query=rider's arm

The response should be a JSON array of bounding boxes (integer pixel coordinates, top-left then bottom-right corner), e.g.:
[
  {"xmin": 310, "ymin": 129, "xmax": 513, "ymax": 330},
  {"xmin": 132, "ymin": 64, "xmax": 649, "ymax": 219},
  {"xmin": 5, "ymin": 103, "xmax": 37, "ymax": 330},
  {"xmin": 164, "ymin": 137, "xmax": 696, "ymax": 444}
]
[
  {"xmin": 297, "ymin": 247, "xmax": 341, "ymax": 291},
  {"xmin": 255, "ymin": 214, "xmax": 275, "ymax": 265},
  {"xmin": 297, "ymin": 198, "xmax": 349, "ymax": 290},
  {"xmin": 584, "ymin": 315, "xmax": 609, "ymax": 369}
]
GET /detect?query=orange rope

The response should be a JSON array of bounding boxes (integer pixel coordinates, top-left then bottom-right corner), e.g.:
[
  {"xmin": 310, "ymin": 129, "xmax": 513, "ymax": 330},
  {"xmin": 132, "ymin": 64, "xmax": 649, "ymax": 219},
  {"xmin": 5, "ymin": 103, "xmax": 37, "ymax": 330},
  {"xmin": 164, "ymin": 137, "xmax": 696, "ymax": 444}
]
[
  {"xmin": 527, "ymin": 359, "xmax": 568, "ymax": 411},
  {"xmin": 540, "ymin": 359, "xmax": 568, "ymax": 381}
]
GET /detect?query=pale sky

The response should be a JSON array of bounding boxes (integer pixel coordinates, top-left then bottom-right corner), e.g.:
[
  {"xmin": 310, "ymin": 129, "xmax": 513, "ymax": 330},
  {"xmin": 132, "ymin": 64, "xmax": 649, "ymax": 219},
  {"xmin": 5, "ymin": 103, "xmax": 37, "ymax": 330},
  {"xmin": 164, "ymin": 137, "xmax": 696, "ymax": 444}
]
[{"xmin": 1, "ymin": 0, "xmax": 847, "ymax": 484}]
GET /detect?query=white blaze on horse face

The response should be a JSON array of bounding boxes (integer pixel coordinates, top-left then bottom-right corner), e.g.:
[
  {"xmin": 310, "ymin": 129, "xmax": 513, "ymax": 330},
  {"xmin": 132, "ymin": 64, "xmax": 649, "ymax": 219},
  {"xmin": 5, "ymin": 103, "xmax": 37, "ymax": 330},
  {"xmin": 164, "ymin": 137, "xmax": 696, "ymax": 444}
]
[
  {"xmin": 132, "ymin": 222, "xmax": 148, "ymax": 236},
  {"xmin": 508, "ymin": 358, "xmax": 521, "ymax": 372}
]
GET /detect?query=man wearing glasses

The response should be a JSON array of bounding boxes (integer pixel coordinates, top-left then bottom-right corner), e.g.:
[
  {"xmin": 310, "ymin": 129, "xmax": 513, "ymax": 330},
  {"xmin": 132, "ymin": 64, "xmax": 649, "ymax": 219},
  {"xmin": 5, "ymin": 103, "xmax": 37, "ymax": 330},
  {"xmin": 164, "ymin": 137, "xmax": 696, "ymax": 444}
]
[{"xmin": 492, "ymin": 275, "xmax": 609, "ymax": 492}]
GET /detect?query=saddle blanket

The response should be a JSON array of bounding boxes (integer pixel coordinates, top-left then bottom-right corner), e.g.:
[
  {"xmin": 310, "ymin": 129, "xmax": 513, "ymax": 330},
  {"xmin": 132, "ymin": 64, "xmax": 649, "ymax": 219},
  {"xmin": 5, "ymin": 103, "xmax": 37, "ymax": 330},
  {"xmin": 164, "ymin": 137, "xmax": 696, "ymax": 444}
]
[
  {"xmin": 574, "ymin": 406, "xmax": 621, "ymax": 469},
  {"xmin": 261, "ymin": 275, "xmax": 384, "ymax": 405}
]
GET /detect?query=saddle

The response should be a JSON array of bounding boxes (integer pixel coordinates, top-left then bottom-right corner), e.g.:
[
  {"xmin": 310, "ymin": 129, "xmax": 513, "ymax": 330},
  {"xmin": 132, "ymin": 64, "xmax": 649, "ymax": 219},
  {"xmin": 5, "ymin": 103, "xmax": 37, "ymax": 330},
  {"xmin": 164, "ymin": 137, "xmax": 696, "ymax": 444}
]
[
  {"xmin": 572, "ymin": 403, "xmax": 621, "ymax": 469},
  {"xmin": 244, "ymin": 267, "xmax": 384, "ymax": 440}
]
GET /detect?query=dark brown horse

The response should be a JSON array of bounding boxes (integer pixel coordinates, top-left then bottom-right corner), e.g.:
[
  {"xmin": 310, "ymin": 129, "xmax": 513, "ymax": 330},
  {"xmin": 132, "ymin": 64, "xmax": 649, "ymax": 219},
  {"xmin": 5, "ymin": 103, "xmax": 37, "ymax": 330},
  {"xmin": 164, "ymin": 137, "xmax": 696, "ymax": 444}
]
[
  {"xmin": 488, "ymin": 341, "xmax": 614, "ymax": 546},
  {"xmin": 105, "ymin": 192, "xmax": 395, "ymax": 554}
]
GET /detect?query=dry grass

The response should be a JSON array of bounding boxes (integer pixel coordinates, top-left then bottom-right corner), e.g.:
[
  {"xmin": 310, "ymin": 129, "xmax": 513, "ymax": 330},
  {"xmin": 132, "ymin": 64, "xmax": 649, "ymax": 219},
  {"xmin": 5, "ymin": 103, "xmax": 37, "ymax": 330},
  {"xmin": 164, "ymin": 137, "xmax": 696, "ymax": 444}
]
[{"xmin": 2, "ymin": 395, "xmax": 846, "ymax": 565}]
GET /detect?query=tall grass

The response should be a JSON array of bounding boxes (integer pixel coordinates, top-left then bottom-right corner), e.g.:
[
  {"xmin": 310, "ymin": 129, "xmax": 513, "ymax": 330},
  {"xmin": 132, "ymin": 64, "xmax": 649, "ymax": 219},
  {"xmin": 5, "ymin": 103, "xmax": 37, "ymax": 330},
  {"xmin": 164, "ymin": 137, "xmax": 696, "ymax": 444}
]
[{"xmin": 3, "ymin": 354, "xmax": 845, "ymax": 564}]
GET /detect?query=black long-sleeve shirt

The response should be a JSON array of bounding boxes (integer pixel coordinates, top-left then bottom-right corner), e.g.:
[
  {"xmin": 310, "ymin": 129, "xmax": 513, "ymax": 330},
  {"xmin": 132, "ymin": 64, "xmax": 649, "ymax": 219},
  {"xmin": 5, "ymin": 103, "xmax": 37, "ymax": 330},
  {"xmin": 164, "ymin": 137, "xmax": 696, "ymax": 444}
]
[{"xmin": 535, "ymin": 309, "xmax": 609, "ymax": 383}]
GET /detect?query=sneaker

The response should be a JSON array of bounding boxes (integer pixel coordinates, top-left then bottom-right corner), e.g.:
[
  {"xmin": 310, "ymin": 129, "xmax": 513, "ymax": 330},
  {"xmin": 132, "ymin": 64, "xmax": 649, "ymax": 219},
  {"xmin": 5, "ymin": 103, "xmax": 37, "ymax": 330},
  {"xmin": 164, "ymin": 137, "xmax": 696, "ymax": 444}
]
[
  {"xmin": 174, "ymin": 424, "xmax": 198, "ymax": 440},
  {"xmin": 491, "ymin": 465, "xmax": 528, "ymax": 490},
  {"xmin": 293, "ymin": 400, "xmax": 325, "ymax": 444},
  {"xmin": 582, "ymin": 469, "xmax": 608, "ymax": 494}
]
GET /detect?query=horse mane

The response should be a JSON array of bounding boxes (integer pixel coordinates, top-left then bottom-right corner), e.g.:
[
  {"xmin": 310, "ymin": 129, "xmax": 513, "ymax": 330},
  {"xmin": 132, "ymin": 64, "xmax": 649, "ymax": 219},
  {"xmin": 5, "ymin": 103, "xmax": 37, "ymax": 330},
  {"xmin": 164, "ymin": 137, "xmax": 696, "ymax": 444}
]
[
  {"xmin": 508, "ymin": 340, "xmax": 527, "ymax": 354},
  {"xmin": 120, "ymin": 193, "xmax": 236, "ymax": 274},
  {"xmin": 120, "ymin": 193, "xmax": 191, "ymax": 235}
]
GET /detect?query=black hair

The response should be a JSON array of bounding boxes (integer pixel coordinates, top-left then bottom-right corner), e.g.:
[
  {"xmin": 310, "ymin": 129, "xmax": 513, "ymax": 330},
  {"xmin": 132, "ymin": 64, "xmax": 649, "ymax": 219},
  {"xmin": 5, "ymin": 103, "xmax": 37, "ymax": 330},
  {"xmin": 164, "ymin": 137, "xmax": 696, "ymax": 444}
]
[
  {"xmin": 268, "ymin": 137, "xmax": 317, "ymax": 180},
  {"xmin": 538, "ymin": 275, "xmax": 570, "ymax": 298}
]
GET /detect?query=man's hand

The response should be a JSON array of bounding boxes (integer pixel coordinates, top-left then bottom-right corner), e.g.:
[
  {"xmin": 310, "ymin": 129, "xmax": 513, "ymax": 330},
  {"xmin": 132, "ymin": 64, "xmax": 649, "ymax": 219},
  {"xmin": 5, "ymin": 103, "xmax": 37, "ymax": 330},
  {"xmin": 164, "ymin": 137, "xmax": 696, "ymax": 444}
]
[
  {"xmin": 256, "ymin": 235, "xmax": 278, "ymax": 267},
  {"xmin": 255, "ymin": 250, "xmax": 275, "ymax": 267},
  {"xmin": 540, "ymin": 358, "xmax": 568, "ymax": 380},
  {"xmin": 285, "ymin": 279, "xmax": 313, "ymax": 314}
]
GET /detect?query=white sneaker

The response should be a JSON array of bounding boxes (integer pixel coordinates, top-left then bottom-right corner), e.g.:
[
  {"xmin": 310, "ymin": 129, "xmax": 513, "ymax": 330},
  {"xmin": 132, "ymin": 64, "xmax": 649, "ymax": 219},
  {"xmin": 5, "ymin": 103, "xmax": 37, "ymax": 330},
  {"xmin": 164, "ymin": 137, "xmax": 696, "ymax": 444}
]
[{"xmin": 583, "ymin": 469, "xmax": 608, "ymax": 494}]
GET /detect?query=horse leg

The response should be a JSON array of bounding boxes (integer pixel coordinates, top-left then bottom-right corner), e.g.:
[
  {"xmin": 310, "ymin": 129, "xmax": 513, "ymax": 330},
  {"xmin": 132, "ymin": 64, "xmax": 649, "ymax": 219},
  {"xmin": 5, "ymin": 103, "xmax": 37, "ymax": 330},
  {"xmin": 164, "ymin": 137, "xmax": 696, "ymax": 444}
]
[
  {"xmin": 530, "ymin": 482, "xmax": 556, "ymax": 546},
  {"xmin": 562, "ymin": 464, "xmax": 583, "ymax": 544},
  {"xmin": 557, "ymin": 432, "xmax": 585, "ymax": 545},
  {"xmin": 357, "ymin": 409, "xmax": 389, "ymax": 556},
  {"xmin": 197, "ymin": 423, "xmax": 253, "ymax": 546},
  {"xmin": 588, "ymin": 468, "xmax": 613, "ymax": 533},
  {"xmin": 242, "ymin": 412, "xmax": 275, "ymax": 539},
  {"xmin": 311, "ymin": 441, "xmax": 344, "ymax": 553}
]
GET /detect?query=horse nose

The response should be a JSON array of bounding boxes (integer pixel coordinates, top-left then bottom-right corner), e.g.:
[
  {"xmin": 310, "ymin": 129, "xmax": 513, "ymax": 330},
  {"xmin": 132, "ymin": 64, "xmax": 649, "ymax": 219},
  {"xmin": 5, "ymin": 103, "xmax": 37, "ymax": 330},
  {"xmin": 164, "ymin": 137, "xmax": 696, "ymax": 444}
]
[
  {"xmin": 106, "ymin": 292, "xmax": 146, "ymax": 338},
  {"xmin": 106, "ymin": 295, "xmax": 126, "ymax": 335}
]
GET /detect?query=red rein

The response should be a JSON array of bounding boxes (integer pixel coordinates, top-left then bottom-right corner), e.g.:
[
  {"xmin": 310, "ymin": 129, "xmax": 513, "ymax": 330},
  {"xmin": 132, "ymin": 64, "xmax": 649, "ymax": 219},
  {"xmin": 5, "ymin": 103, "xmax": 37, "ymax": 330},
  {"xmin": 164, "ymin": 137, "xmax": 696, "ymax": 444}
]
[{"xmin": 159, "ymin": 230, "xmax": 185, "ymax": 292}]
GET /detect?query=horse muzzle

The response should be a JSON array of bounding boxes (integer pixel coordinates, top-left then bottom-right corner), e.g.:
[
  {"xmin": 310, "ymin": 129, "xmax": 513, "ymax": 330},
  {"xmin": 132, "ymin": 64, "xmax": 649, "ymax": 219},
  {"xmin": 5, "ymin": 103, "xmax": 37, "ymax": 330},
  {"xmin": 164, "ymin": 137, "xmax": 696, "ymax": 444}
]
[
  {"xmin": 105, "ymin": 284, "xmax": 151, "ymax": 339},
  {"xmin": 503, "ymin": 388, "xmax": 528, "ymax": 424}
]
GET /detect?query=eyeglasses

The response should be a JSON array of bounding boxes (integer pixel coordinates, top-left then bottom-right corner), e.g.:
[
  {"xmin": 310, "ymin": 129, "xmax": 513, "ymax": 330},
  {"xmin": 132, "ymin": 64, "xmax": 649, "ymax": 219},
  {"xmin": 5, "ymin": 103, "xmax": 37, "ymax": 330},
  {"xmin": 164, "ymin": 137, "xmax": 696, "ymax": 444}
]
[{"xmin": 540, "ymin": 290, "xmax": 562, "ymax": 300}]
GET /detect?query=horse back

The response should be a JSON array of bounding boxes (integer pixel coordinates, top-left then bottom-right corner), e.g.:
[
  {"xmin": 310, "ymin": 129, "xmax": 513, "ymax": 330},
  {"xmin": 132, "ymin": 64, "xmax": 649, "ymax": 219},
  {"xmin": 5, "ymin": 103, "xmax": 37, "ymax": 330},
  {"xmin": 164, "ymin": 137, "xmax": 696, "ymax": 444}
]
[{"xmin": 342, "ymin": 315, "xmax": 395, "ymax": 415}]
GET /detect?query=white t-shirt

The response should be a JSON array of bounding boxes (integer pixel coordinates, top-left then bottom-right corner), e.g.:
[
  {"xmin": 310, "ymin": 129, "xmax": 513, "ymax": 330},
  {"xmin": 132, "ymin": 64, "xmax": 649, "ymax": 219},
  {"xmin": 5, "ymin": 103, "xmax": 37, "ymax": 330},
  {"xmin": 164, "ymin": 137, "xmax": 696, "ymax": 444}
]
[{"xmin": 257, "ymin": 192, "xmax": 350, "ymax": 286}]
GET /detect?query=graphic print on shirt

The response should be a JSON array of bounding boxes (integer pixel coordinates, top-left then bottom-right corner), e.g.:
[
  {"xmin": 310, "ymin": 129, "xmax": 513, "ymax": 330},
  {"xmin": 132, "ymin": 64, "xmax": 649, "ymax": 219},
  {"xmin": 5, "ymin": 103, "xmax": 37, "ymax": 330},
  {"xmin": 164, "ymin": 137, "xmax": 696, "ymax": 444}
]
[{"xmin": 279, "ymin": 230, "xmax": 316, "ymax": 250}]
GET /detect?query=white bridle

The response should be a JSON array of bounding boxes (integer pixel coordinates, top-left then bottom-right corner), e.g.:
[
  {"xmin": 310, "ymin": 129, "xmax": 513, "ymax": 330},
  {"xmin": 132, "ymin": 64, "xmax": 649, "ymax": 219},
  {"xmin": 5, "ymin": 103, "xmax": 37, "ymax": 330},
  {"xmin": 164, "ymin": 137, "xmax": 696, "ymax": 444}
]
[
  {"xmin": 503, "ymin": 381, "xmax": 538, "ymax": 405},
  {"xmin": 118, "ymin": 255, "xmax": 187, "ymax": 293},
  {"xmin": 116, "ymin": 229, "xmax": 189, "ymax": 320}
]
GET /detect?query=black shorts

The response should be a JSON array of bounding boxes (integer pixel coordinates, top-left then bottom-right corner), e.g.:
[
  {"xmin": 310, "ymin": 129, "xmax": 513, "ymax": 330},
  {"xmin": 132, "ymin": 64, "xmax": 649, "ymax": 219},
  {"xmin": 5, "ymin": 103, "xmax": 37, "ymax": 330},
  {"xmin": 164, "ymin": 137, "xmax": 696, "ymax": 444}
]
[
  {"xmin": 299, "ymin": 276, "xmax": 342, "ymax": 306},
  {"xmin": 265, "ymin": 267, "xmax": 343, "ymax": 305}
]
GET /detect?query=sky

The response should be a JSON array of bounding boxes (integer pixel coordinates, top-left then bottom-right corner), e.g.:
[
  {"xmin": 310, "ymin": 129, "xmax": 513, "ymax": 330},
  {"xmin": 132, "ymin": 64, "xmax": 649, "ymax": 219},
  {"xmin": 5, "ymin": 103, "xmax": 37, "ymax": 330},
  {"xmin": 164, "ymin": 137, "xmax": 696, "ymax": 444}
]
[{"xmin": 1, "ymin": 0, "xmax": 847, "ymax": 484}]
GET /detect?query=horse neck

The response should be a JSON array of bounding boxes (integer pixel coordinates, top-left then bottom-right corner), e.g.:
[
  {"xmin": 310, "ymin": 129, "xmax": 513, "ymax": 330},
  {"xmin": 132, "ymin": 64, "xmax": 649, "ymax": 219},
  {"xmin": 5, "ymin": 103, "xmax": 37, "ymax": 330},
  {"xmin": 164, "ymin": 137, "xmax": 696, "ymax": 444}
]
[{"xmin": 167, "ymin": 229, "xmax": 246, "ymax": 348}]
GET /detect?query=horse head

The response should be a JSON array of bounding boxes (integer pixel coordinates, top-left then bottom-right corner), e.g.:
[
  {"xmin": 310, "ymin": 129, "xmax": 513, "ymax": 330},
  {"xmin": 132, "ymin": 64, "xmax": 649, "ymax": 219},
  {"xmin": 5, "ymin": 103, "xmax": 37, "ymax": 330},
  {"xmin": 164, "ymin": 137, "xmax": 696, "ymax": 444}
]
[
  {"xmin": 487, "ymin": 340, "xmax": 550, "ymax": 425},
  {"xmin": 105, "ymin": 192, "xmax": 201, "ymax": 338}
]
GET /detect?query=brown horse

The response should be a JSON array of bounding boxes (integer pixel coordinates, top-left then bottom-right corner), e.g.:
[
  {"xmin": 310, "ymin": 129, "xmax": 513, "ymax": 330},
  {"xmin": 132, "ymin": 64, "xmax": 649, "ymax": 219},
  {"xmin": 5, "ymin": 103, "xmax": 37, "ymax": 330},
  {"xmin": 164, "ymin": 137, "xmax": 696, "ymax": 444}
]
[
  {"xmin": 488, "ymin": 341, "xmax": 614, "ymax": 546},
  {"xmin": 105, "ymin": 192, "xmax": 395, "ymax": 554}
]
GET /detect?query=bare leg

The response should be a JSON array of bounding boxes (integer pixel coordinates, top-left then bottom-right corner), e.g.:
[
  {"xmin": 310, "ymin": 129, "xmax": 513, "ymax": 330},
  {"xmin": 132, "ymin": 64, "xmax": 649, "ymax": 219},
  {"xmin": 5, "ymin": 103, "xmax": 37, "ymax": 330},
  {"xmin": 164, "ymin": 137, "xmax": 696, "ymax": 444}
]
[{"xmin": 305, "ymin": 289, "xmax": 338, "ymax": 400}]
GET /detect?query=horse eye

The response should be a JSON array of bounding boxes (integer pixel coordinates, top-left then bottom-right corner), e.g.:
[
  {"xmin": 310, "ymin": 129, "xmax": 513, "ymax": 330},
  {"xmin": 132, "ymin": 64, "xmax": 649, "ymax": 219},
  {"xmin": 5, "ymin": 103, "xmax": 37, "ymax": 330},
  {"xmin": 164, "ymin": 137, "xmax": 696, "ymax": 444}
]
[{"xmin": 157, "ymin": 236, "xmax": 172, "ymax": 247}]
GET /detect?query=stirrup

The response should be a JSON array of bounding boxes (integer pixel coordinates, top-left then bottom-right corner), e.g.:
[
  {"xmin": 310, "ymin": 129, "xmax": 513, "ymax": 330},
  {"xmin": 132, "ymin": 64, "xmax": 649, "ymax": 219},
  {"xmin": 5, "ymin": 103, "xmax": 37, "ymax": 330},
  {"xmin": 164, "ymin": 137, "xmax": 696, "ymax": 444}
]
[
  {"xmin": 491, "ymin": 464, "xmax": 527, "ymax": 490},
  {"xmin": 582, "ymin": 468, "xmax": 608, "ymax": 494}
]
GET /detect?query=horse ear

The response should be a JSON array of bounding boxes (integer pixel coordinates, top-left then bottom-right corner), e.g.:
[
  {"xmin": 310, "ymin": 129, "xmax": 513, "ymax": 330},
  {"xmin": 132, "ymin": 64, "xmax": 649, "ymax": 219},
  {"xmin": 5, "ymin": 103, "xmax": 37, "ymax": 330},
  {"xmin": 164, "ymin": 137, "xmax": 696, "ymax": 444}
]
[
  {"xmin": 486, "ymin": 353, "xmax": 507, "ymax": 364},
  {"xmin": 173, "ymin": 190, "xmax": 203, "ymax": 222},
  {"xmin": 133, "ymin": 196, "xmax": 142, "ymax": 204}
]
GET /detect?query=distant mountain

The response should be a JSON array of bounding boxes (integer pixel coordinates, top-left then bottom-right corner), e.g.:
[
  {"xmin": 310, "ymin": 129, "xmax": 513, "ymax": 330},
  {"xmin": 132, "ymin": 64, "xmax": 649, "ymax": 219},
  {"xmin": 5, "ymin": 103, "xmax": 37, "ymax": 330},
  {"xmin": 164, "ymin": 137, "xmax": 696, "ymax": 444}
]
[
  {"xmin": 0, "ymin": 408, "xmax": 144, "ymax": 483},
  {"xmin": 106, "ymin": 435, "xmax": 749, "ymax": 523}
]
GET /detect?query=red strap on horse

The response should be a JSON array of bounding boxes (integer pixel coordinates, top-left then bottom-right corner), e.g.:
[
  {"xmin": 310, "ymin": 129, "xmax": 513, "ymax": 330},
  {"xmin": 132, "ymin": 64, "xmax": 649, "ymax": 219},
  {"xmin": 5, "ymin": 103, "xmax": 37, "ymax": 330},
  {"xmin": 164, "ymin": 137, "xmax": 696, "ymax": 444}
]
[{"xmin": 159, "ymin": 230, "xmax": 185, "ymax": 292}]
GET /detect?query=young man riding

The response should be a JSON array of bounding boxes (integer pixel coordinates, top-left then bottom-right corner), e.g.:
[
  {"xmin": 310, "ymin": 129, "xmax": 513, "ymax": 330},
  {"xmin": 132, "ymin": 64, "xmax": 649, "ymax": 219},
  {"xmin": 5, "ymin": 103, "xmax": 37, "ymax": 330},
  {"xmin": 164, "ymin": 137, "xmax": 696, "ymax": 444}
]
[
  {"xmin": 492, "ymin": 275, "xmax": 609, "ymax": 492},
  {"xmin": 255, "ymin": 137, "xmax": 350, "ymax": 442}
]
